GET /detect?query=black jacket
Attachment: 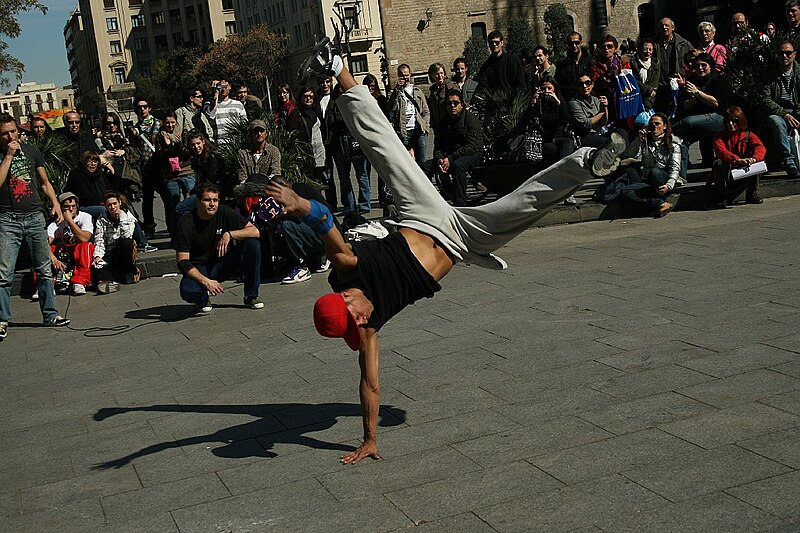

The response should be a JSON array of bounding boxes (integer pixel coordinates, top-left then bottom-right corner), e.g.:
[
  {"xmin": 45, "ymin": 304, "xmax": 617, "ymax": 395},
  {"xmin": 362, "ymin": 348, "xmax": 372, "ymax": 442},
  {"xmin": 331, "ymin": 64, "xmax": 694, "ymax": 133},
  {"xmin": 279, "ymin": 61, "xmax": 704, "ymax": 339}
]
[
  {"xmin": 433, "ymin": 108, "xmax": 483, "ymax": 161},
  {"xmin": 555, "ymin": 49, "xmax": 592, "ymax": 102},
  {"xmin": 66, "ymin": 166, "xmax": 116, "ymax": 207}
]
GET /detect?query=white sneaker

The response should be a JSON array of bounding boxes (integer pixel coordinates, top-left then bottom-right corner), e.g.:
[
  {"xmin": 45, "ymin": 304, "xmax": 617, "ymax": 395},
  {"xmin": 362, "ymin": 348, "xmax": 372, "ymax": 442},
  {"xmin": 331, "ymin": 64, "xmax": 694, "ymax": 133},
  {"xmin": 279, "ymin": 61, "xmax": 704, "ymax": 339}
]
[
  {"xmin": 282, "ymin": 265, "xmax": 311, "ymax": 284},
  {"xmin": 196, "ymin": 303, "xmax": 213, "ymax": 315},
  {"xmin": 314, "ymin": 258, "xmax": 332, "ymax": 273},
  {"xmin": 72, "ymin": 283, "xmax": 86, "ymax": 296},
  {"xmin": 30, "ymin": 291, "xmax": 39, "ymax": 301}
]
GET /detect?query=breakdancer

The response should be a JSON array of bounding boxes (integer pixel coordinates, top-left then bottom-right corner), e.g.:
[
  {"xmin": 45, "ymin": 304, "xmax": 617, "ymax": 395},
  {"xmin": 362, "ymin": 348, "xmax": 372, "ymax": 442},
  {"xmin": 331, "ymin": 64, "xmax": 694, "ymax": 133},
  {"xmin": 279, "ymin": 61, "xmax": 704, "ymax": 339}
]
[{"xmin": 266, "ymin": 38, "xmax": 626, "ymax": 464}]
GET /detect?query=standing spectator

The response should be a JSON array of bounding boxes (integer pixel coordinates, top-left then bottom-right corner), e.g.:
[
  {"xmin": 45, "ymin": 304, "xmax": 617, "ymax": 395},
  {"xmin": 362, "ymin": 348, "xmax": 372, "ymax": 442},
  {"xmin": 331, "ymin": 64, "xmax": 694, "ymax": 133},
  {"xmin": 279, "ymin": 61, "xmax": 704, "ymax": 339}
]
[
  {"xmin": 632, "ymin": 38, "xmax": 660, "ymax": 110},
  {"xmin": 451, "ymin": 58, "xmax": 478, "ymax": 106},
  {"xmin": 654, "ymin": 18, "xmax": 694, "ymax": 113},
  {"xmin": 237, "ymin": 119, "xmax": 281, "ymax": 184},
  {"xmin": 316, "ymin": 75, "xmax": 337, "ymax": 213},
  {"xmin": 65, "ymin": 150, "xmax": 117, "ymax": 220},
  {"xmin": 387, "ymin": 64, "xmax": 430, "ymax": 165},
  {"xmin": 569, "ymin": 74, "xmax": 610, "ymax": 147},
  {"xmin": 275, "ymin": 84, "xmax": 299, "ymax": 131},
  {"xmin": 0, "ymin": 113, "xmax": 70, "ymax": 338},
  {"xmin": 92, "ymin": 191, "xmax": 139, "ymax": 293},
  {"xmin": 697, "ymin": 22, "xmax": 727, "ymax": 68},
  {"xmin": 330, "ymin": 86, "xmax": 371, "ymax": 224},
  {"xmin": 174, "ymin": 183, "xmax": 263, "ymax": 313},
  {"xmin": 476, "ymin": 31, "xmax": 526, "ymax": 95},
  {"xmin": 288, "ymin": 87, "xmax": 329, "ymax": 202},
  {"xmin": 29, "ymin": 117, "xmax": 51, "ymax": 140},
  {"xmin": 47, "ymin": 192, "xmax": 94, "ymax": 296},
  {"xmin": 762, "ymin": 41, "xmax": 800, "ymax": 179},
  {"xmin": 235, "ymin": 83, "xmax": 263, "ymax": 120},
  {"xmin": 96, "ymin": 112, "xmax": 129, "ymax": 178},
  {"xmin": 766, "ymin": 21, "xmax": 778, "ymax": 41},
  {"xmin": 556, "ymin": 32, "xmax": 592, "ymax": 102},
  {"xmin": 205, "ymin": 79, "xmax": 247, "ymax": 144},
  {"xmin": 129, "ymin": 97, "xmax": 161, "ymax": 239},
  {"xmin": 728, "ymin": 13, "xmax": 768, "ymax": 53},
  {"xmin": 672, "ymin": 52, "xmax": 730, "ymax": 168},
  {"xmin": 421, "ymin": 89, "xmax": 483, "ymax": 207},
  {"xmin": 363, "ymin": 73, "xmax": 390, "ymax": 208},
  {"xmin": 588, "ymin": 35, "xmax": 630, "ymax": 127},
  {"xmin": 531, "ymin": 46, "xmax": 557, "ymax": 88},
  {"xmin": 427, "ymin": 62, "xmax": 451, "ymax": 136},
  {"xmin": 175, "ymin": 88, "xmax": 213, "ymax": 140},
  {"xmin": 176, "ymin": 131, "xmax": 226, "ymax": 218},
  {"xmin": 56, "ymin": 110, "xmax": 96, "ymax": 165},
  {"xmin": 157, "ymin": 113, "xmax": 195, "ymax": 239},
  {"xmin": 711, "ymin": 107, "xmax": 766, "ymax": 205},
  {"xmin": 788, "ymin": 1, "xmax": 800, "ymax": 54}
]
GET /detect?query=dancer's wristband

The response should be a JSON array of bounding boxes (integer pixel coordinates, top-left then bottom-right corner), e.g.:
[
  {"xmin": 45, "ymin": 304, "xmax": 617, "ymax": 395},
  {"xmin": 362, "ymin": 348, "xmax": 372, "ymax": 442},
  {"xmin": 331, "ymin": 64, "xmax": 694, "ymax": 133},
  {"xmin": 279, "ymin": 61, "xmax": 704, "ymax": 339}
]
[{"xmin": 302, "ymin": 200, "xmax": 334, "ymax": 234}]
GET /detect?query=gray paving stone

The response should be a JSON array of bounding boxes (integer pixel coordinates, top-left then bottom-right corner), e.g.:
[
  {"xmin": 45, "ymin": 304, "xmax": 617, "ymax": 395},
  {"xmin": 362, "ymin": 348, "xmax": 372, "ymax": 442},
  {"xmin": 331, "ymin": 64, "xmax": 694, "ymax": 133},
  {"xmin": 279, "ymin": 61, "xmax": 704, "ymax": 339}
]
[
  {"xmin": 104, "ymin": 513, "xmax": 180, "ymax": 532},
  {"xmin": 738, "ymin": 426, "xmax": 800, "ymax": 469},
  {"xmin": 20, "ymin": 466, "xmax": 140, "ymax": 514},
  {"xmin": 678, "ymin": 343, "xmax": 799, "ymax": 378},
  {"xmin": 761, "ymin": 389, "xmax": 800, "ymax": 417},
  {"xmin": 658, "ymin": 402, "xmax": 800, "ymax": 449},
  {"xmin": 476, "ymin": 473, "xmax": 668, "ymax": 532},
  {"xmin": 726, "ymin": 470, "xmax": 800, "ymax": 522},
  {"xmin": 589, "ymin": 364, "xmax": 714, "ymax": 401},
  {"xmin": 622, "ymin": 444, "xmax": 791, "ymax": 502},
  {"xmin": 579, "ymin": 392, "xmax": 717, "ymax": 435},
  {"xmin": 3, "ymin": 498, "xmax": 106, "ymax": 531},
  {"xmin": 387, "ymin": 512, "xmax": 496, "ymax": 532},
  {"xmin": 101, "ymin": 472, "xmax": 230, "ymax": 525},
  {"xmin": 676, "ymin": 369, "xmax": 800, "ymax": 408},
  {"xmin": 385, "ymin": 460, "xmax": 564, "ymax": 523},
  {"xmin": 493, "ymin": 386, "xmax": 617, "ymax": 427},
  {"xmin": 532, "ymin": 428, "xmax": 702, "ymax": 485},
  {"xmin": 453, "ymin": 416, "xmax": 613, "ymax": 468},
  {"xmin": 771, "ymin": 357, "xmax": 800, "ymax": 379},
  {"xmin": 598, "ymin": 491, "xmax": 785, "ymax": 532},
  {"xmin": 594, "ymin": 341, "xmax": 716, "ymax": 372},
  {"xmin": 0, "ymin": 490, "xmax": 20, "ymax": 520}
]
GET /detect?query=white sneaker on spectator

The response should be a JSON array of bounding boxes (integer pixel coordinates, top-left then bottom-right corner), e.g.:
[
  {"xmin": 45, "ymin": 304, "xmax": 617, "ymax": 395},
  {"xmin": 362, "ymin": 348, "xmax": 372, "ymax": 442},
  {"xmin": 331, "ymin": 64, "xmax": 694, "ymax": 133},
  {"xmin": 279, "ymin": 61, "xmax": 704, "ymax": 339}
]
[
  {"xmin": 314, "ymin": 258, "xmax": 332, "ymax": 273},
  {"xmin": 72, "ymin": 284, "xmax": 86, "ymax": 296},
  {"xmin": 30, "ymin": 291, "xmax": 39, "ymax": 301},
  {"xmin": 282, "ymin": 265, "xmax": 311, "ymax": 284},
  {"xmin": 196, "ymin": 303, "xmax": 213, "ymax": 315}
]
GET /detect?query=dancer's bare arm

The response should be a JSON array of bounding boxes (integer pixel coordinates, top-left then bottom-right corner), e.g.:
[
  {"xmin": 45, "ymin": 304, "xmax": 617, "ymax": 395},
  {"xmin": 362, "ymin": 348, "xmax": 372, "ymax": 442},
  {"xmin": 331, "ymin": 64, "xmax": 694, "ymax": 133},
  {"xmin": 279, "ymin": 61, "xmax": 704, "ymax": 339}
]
[
  {"xmin": 266, "ymin": 181, "xmax": 356, "ymax": 271},
  {"xmin": 341, "ymin": 327, "xmax": 382, "ymax": 464}
]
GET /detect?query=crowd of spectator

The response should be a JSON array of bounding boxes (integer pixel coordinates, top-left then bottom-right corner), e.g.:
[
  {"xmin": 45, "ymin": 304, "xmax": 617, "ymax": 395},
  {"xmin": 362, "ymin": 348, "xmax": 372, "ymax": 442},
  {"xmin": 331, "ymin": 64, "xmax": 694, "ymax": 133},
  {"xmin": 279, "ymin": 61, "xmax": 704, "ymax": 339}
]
[{"xmin": 2, "ymin": 3, "xmax": 800, "ymax": 334}]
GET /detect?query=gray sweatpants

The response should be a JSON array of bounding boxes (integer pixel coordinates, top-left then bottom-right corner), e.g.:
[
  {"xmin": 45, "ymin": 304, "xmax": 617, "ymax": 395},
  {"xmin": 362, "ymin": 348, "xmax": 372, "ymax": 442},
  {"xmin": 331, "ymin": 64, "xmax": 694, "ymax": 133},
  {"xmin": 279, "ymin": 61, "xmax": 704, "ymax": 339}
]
[{"xmin": 337, "ymin": 85, "xmax": 596, "ymax": 268}]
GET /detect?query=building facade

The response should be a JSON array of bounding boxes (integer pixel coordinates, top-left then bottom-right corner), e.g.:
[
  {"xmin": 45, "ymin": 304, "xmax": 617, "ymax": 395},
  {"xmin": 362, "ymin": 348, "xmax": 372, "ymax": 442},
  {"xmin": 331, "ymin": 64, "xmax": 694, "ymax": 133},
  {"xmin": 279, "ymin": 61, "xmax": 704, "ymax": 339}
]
[
  {"xmin": 235, "ymin": 0, "xmax": 385, "ymax": 95},
  {"xmin": 64, "ymin": 0, "xmax": 237, "ymax": 118},
  {"xmin": 0, "ymin": 83, "xmax": 76, "ymax": 124}
]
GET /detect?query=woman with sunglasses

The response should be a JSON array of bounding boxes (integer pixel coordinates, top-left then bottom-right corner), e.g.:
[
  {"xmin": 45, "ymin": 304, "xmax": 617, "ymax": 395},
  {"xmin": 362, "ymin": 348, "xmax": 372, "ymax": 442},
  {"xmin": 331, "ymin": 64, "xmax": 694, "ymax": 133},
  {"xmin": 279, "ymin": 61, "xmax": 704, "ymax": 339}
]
[
  {"xmin": 96, "ymin": 113, "xmax": 128, "ymax": 174},
  {"xmin": 588, "ymin": 35, "xmax": 631, "ymax": 128},
  {"xmin": 710, "ymin": 107, "xmax": 766, "ymax": 206}
]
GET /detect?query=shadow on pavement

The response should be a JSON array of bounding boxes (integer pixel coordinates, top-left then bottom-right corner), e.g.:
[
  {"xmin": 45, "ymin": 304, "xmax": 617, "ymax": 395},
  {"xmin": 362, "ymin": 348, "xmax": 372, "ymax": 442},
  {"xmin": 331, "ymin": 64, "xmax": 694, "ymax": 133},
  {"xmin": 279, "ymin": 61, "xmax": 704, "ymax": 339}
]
[
  {"xmin": 91, "ymin": 402, "xmax": 406, "ymax": 469},
  {"xmin": 124, "ymin": 305, "xmax": 202, "ymax": 322}
]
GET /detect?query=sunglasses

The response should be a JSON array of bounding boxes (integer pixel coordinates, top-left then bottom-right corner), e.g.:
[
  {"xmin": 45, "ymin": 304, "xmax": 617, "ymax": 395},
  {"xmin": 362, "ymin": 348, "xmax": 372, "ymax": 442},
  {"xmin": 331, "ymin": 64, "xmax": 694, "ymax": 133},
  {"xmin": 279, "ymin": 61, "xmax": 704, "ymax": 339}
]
[
  {"xmin": 447, "ymin": 101, "xmax": 462, "ymax": 107},
  {"xmin": 569, "ymin": 41, "xmax": 581, "ymax": 46},
  {"xmin": 302, "ymin": 94, "xmax": 314, "ymax": 99},
  {"xmin": 604, "ymin": 43, "xmax": 615, "ymax": 49},
  {"xmin": 136, "ymin": 104, "xmax": 149, "ymax": 109},
  {"xmin": 781, "ymin": 50, "xmax": 796, "ymax": 56},
  {"xmin": 66, "ymin": 120, "xmax": 81, "ymax": 124},
  {"xmin": 489, "ymin": 40, "xmax": 502, "ymax": 45},
  {"xmin": 580, "ymin": 80, "xmax": 593, "ymax": 86},
  {"xmin": 105, "ymin": 121, "xmax": 118, "ymax": 126},
  {"xmin": 237, "ymin": 90, "xmax": 248, "ymax": 94},
  {"xmin": 193, "ymin": 94, "xmax": 203, "ymax": 98}
]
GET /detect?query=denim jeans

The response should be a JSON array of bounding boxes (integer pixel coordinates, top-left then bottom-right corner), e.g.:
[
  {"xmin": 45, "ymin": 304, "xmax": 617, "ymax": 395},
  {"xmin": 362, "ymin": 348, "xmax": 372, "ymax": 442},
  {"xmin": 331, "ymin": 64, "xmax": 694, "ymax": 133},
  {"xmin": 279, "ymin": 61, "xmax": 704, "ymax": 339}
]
[
  {"xmin": 421, "ymin": 154, "xmax": 482, "ymax": 207},
  {"xmin": 278, "ymin": 220, "xmax": 324, "ymax": 264},
  {"xmin": 81, "ymin": 206, "xmax": 147, "ymax": 247},
  {"xmin": 321, "ymin": 152, "xmax": 338, "ymax": 210},
  {"xmin": 179, "ymin": 238, "xmax": 261, "ymax": 306},
  {"xmin": 767, "ymin": 114, "xmax": 799, "ymax": 170},
  {"xmin": 162, "ymin": 175, "xmax": 196, "ymax": 237},
  {"xmin": 0, "ymin": 211, "xmax": 59, "ymax": 322},
  {"xmin": 176, "ymin": 195, "xmax": 196, "ymax": 218},
  {"xmin": 402, "ymin": 127, "xmax": 428, "ymax": 165},
  {"xmin": 672, "ymin": 113, "xmax": 724, "ymax": 163},
  {"xmin": 333, "ymin": 142, "xmax": 371, "ymax": 214},
  {"xmin": 620, "ymin": 167, "xmax": 670, "ymax": 208}
]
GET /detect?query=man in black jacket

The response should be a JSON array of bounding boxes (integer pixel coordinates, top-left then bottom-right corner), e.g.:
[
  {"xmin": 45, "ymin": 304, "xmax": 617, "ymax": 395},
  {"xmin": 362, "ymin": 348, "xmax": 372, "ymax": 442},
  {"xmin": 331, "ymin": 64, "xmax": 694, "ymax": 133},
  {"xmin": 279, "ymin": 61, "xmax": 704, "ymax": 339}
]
[
  {"xmin": 555, "ymin": 32, "xmax": 592, "ymax": 102},
  {"xmin": 476, "ymin": 31, "xmax": 526, "ymax": 97},
  {"xmin": 421, "ymin": 89, "xmax": 482, "ymax": 206}
]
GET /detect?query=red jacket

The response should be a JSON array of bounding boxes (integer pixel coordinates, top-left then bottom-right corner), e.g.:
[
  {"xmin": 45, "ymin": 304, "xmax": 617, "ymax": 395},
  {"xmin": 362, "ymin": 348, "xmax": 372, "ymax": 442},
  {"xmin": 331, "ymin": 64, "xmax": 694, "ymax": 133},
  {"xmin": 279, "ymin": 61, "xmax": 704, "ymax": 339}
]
[{"xmin": 712, "ymin": 130, "xmax": 766, "ymax": 165}]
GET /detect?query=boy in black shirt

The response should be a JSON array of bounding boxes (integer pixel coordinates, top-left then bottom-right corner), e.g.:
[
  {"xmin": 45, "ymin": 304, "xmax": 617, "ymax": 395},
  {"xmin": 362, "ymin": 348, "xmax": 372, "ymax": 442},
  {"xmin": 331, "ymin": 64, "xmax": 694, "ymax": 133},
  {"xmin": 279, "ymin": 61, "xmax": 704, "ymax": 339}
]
[
  {"xmin": 174, "ymin": 183, "xmax": 263, "ymax": 312},
  {"xmin": 275, "ymin": 41, "xmax": 624, "ymax": 464}
]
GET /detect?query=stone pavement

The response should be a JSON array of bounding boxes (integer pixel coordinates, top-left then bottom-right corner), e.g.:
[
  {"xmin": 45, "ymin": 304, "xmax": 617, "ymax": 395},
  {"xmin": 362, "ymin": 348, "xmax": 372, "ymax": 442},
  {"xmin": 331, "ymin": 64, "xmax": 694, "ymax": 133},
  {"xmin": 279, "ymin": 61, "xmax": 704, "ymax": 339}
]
[{"xmin": 2, "ymin": 195, "xmax": 800, "ymax": 531}]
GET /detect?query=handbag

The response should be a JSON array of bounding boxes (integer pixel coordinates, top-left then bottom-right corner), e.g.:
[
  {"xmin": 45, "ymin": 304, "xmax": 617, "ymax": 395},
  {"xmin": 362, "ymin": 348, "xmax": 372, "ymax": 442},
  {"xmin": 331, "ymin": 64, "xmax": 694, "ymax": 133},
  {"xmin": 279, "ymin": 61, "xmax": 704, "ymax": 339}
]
[
  {"xmin": 615, "ymin": 68, "xmax": 643, "ymax": 120},
  {"xmin": 341, "ymin": 133, "xmax": 365, "ymax": 162}
]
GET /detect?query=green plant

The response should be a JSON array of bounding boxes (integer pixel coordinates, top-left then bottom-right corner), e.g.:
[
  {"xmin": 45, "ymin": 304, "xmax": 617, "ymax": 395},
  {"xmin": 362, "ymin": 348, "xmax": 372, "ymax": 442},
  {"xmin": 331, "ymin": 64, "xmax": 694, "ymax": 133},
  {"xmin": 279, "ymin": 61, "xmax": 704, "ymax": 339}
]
[
  {"xmin": 544, "ymin": 3, "xmax": 573, "ymax": 63},
  {"xmin": 29, "ymin": 133, "xmax": 74, "ymax": 195},
  {"xmin": 476, "ymin": 88, "xmax": 532, "ymax": 162},
  {"xmin": 506, "ymin": 18, "xmax": 537, "ymax": 59},
  {"xmin": 215, "ymin": 109, "xmax": 319, "ymax": 188},
  {"xmin": 723, "ymin": 30, "xmax": 781, "ymax": 106},
  {"xmin": 463, "ymin": 35, "xmax": 490, "ymax": 79}
]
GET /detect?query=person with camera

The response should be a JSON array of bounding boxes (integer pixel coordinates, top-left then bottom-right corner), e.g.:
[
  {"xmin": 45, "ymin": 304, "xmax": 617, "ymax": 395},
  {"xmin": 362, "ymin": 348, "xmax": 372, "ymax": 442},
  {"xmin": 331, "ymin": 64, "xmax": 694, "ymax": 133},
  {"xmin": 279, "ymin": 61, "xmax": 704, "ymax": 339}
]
[
  {"xmin": 204, "ymin": 79, "xmax": 247, "ymax": 145},
  {"xmin": 46, "ymin": 192, "xmax": 94, "ymax": 296},
  {"xmin": 92, "ymin": 191, "xmax": 139, "ymax": 294},
  {"xmin": 0, "ymin": 113, "xmax": 70, "ymax": 339}
]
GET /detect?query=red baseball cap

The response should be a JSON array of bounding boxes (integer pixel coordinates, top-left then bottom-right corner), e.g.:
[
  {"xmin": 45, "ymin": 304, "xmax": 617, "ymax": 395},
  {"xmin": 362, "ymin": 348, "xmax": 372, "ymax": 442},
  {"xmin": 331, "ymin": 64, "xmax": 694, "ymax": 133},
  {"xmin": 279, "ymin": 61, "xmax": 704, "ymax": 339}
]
[{"xmin": 313, "ymin": 293, "xmax": 361, "ymax": 350}]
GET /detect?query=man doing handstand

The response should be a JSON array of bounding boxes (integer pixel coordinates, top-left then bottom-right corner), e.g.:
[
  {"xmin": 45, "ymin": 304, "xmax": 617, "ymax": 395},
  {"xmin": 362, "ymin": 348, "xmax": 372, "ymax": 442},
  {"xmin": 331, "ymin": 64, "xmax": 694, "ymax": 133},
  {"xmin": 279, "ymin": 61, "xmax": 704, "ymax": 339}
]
[{"xmin": 267, "ymin": 38, "xmax": 626, "ymax": 464}]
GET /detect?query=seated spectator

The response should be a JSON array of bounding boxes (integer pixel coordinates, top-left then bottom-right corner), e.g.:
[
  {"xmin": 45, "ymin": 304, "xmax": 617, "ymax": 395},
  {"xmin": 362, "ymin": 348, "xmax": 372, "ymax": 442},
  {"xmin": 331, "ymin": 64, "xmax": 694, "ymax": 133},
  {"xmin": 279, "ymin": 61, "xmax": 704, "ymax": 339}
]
[
  {"xmin": 176, "ymin": 130, "xmax": 227, "ymax": 218},
  {"xmin": 175, "ymin": 183, "xmax": 263, "ymax": 313},
  {"xmin": 46, "ymin": 192, "xmax": 94, "ymax": 296},
  {"xmin": 66, "ymin": 150, "xmax": 118, "ymax": 221},
  {"xmin": 92, "ymin": 191, "xmax": 139, "ymax": 294},
  {"xmin": 237, "ymin": 119, "xmax": 281, "ymax": 185},
  {"xmin": 451, "ymin": 58, "xmax": 478, "ymax": 106},
  {"xmin": 710, "ymin": 107, "xmax": 766, "ymax": 206},
  {"xmin": 598, "ymin": 113, "xmax": 680, "ymax": 217},
  {"xmin": 672, "ymin": 52, "xmax": 729, "ymax": 168},
  {"xmin": 588, "ymin": 35, "xmax": 630, "ymax": 129},
  {"xmin": 569, "ymin": 74, "xmax": 611, "ymax": 147},
  {"xmin": 523, "ymin": 79, "xmax": 576, "ymax": 164},
  {"xmin": 632, "ymin": 39, "xmax": 660, "ymax": 110},
  {"xmin": 762, "ymin": 41, "xmax": 800, "ymax": 179},
  {"xmin": 157, "ymin": 112, "xmax": 196, "ymax": 239},
  {"xmin": 275, "ymin": 84, "xmax": 300, "ymax": 131},
  {"xmin": 421, "ymin": 89, "xmax": 483, "ymax": 206},
  {"xmin": 697, "ymin": 21, "xmax": 727, "ymax": 68}
]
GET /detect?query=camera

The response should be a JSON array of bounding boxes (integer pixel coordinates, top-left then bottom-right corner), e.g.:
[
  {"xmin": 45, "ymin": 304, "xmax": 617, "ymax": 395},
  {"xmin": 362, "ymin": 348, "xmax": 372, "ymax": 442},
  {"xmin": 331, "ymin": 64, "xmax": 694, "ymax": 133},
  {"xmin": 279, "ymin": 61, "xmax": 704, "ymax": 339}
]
[{"xmin": 647, "ymin": 124, "xmax": 655, "ymax": 132}]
